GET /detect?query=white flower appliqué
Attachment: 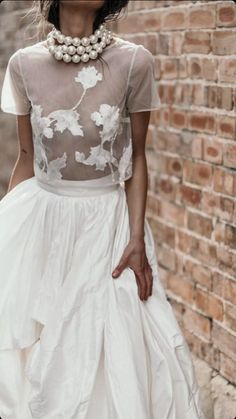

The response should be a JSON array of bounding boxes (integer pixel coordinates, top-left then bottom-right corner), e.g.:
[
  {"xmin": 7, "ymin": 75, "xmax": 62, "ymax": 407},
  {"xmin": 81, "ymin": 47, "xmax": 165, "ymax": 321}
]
[
  {"xmin": 48, "ymin": 109, "xmax": 83, "ymax": 136},
  {"xmin": 91, "ymin": 104, "xmax": 121, "ymax": 144},
  {"xmin": 75, "ymin": 66, "xmax": 103, "ymax": 90},
  {"xmin": 75, "ymin": 145, "xmax": 118, "ymax": 171}
]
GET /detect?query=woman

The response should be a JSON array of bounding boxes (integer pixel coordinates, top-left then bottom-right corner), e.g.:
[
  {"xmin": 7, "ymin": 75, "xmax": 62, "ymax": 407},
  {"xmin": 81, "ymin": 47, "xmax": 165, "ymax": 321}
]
[{"xmin": 0, "ymin": 0, "xmax": 205, "ymax": 418}]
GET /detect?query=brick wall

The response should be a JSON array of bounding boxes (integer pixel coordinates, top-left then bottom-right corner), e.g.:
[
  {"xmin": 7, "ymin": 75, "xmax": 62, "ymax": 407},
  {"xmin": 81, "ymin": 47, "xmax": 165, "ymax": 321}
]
[
  {"xmin": 113, "ymin": 0, "xmax": 236, "ymax": 386},
  {"xmin": 0, "ymin": 0, "xmax": 235, "ymax": 393}
]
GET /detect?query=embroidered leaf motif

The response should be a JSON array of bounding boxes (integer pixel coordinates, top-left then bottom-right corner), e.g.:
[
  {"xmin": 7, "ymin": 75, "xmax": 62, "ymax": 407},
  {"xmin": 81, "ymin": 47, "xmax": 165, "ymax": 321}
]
[
  {"xmin": 48, "ymin": 109, "xmax": 84, "ymax": 136},
  {"xmin": 118, "ymin": 141, "xmax": 132, "ymax": 180},
  {"xmin": 75, "ymin": 145, "xmax": 118, "ymax": 171},
  {"xmin": 75, "ymin": 66, "xmax": 103, "ymax": 90},
  {"xmin": 91, "ymin": 104, "xmax": 120, "ymax": 144},
  {"xmin": 46, "ymin": 153, "xmax": 67, "ymax": 181}
]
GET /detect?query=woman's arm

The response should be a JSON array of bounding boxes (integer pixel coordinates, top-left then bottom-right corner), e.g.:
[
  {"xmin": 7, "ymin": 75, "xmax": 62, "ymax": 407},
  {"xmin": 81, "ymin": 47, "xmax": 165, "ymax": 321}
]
[
  {"xmin": 112, "ymin": 111, "xmax": 153, "ymax": 302},
  {"xmin": 7, "ymin": 114, "xmax": 34, "ymax": 193}
]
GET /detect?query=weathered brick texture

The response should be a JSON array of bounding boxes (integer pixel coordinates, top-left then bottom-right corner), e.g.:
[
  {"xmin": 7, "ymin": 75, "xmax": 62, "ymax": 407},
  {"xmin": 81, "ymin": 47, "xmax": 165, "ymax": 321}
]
[
  {"xmin": 113, "ymin": 0, "xmax": 236, "ymax": 387},
  {"xmin": 0, "ymin": 0, "xmax": 236, "ymax": 399}
]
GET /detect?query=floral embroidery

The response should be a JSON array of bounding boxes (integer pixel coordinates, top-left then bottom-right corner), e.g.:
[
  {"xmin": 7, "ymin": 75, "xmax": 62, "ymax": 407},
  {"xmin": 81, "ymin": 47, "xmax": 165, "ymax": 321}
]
[
  {"xmin": 31, "ymin": 63, "xmax": 133, "ymax": 183},
  {"xmin": 118, "ymin": 141, "xmax": 133, "ymax": 180},
  {"xmin": 91, "ymin": 104, "xmax": 120, "ymax": 144},
  {"xmin": 46, "ymin": 153, "xmax": 67, "ymax": 181},
  {"xmin": 75, "ymin": 145, "xmax": 118, "ymax": 171},
  {"xmin": 75, "ymin": 66, "xmax": 103, "ymax": 90},
  {"xmin": 48, "ymin": 109, "xmax": 83, "ymax": 136}
]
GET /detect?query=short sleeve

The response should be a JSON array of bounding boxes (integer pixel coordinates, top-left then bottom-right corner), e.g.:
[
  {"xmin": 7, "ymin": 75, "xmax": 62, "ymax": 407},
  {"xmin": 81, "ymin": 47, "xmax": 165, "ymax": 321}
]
[
  {"xmin": 125, "ymin": 45, "xmax": 161, "ymax": 114},
  {"xmin": 0, "ymin": 49, "xmax": 31, "ymax": 115}
]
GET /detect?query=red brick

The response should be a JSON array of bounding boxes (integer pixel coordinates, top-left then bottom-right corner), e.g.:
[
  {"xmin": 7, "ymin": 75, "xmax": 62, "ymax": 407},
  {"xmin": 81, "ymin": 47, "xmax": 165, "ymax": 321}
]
[
  {"xmin": 161, "ymin": 58, "xmax": 179, "ymax": 79},
  {"xmin": 183, "ymin": 160, "xmax": 213, "ymax": 186},
  {"xmin": 217, "ymin": 3, "xmax": 236, "ymax": 27},
  {"xmin": 224, "ymin": 302, "xmax": 236, "ymax": 332},
  {"xmin": 192, "ymin": 135, "xmax": 203, "ymax": 159},
  {"xmin": 213, "ymin": 273, "xmax": 236, "ymax": 305},
  {"xmin": 159, "ymin": 200, "xmax": 185, "ymax": 226},
  {"xmin": 188, "ymin": 6, "xmax": 216, "ymax": 29},
  {"xmin": 157, "ymin": 244, "xmax": 177, "ymax": 272},
  {"xmin": 183, "ymin": 307, "xmax": 211, "ymax": 340},
  {"xmin": 183, "ymin": 328, "xmax": 220, "ymax": 370},
  {"xmin": 207, "ymin": 86, "xmax": 233, "ymax": 110},
  {"xmin": 183, "ymin": 31, "xmax": 211, "ymax": 54},
  {"xmin": 156, "ymin": 34, "xmax": 169, "ymax": 55},
  {"xmin": 156, "ymin": 176, "xmax": 178, "ymax": 201},
  {"xmin": 187, "ymin": 211, "xmax": 213, "ymax": 238},
  {"xmin": 188, "ymin": 58, "xmax": 217, "ymax": 81},
  {"xmin": 170, "ymin": 109, "xmax": 188, "ymax": 129},
  {"xmin": 167, "ymin": 273, "xmax": 194, "ymax": 303},
  {"xmin": 203, "ymin": 138, "xmax": 223, "ymax": 164},
  {"xmin": 217, "ymin": 116, "xmax": 236, "ymax": 140},
  {"xmin": 179, "ymin": 185, "xmax": 202, "ymax": 208},
  {"xmin": 168, "ymin": 32, "xmax": 184, "ymax": 55},
  {"xmin": 188, "ymin": 112, "xmax": 216, "ymax": 134},
  {"xmin": 219, "ymin": 59, "xmax": 236, "ymax": 83},
  {"xmin": 202, "ymin": 193, "xmax": 234, "ymax": 223},
  {"xmin": 212, "ymin": 322, "xmax": 236, "ymax": 361},
  {"xmin": 195, "ymin": 288, "xmax": 224, "ymax": 321},
  {"xmin": 212, "ymin": 30, "xmax": 236, "ymax": 55},
  {"xmin": 220, "ymin": 353, "xmax": 236, "ymax": 385},
  {"xmin": 223, "ymin": 143, "xmax": 236, "ymax": 169},
  {"xmin": 162, "ymin": 10, "xmax": 186, "ymax": 31},
  {"xmin": 191, "ymin": 263, "xmax": 212, "ymax": 290},
  {"xmin": 213, "ymin": 166, "xmax": 236, "ymax": 196}
]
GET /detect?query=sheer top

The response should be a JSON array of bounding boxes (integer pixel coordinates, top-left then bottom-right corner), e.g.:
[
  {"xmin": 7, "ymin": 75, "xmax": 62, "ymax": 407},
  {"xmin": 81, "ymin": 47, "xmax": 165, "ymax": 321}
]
[{"xmin": 0, "ymin": 36, "xmax": 161, "ymax": 186}]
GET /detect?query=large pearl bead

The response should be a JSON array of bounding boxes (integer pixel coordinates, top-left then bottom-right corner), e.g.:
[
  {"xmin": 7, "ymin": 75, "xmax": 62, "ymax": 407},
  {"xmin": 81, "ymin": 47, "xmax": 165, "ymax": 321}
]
[
  {"xmin": 68, "ymin": 45, "xmax": 76, "ymax": 55},
  {"xmin": 48, "ymin": 45, "xmax": 56, "ymax": 54},
  {"xmin": 72, "ymin": 54, "xmax": 81, "ymax": 63},
  {"xmin": 89, "ymin": 50, "xmax": 98, "ymax": 60},
  {"xmin": 65, "ymin": 36, "xmax": 73, "ymax": 46},
  {"xmin": 57, "ymin": 34, "xmax": 65, "ymax": 44},
  {"xmin": 77, "ymin": 45, "xmax": 85, "ymax": 55},
  {"xmin": 47, "ymin": 37, "xmax": 55, "ymax": 46},
  {"xmin": 81, "ymin": 53, "xmax": 89, "ymax": 62},
  {"xmin": 90, "ymin": 34, "xmax": 98, "ymax": 44},
  {"xmin": 81, "ymin": 37, "xmax": 90, "ymax": 47},
  {"xmin": 63, "ymin": 53, "xmax": 72, "ymax": 63},
  {"xmin": 96, "ymin": 45, "xmax": 103, "ymax": 54},
  {"xmin": 73, "ymin": 37, "xmax": 81, "ymax": 47},
  {"xmin": 95, "ymin": 29, "xmax": 101, "ymax": 38},
  {"xmin": 55, "ymin": 51, "xmax": 63, "ymax": 60},
  {"xmin": 61, "ymin": 44, "xmax": 68, "ymax": 53}
]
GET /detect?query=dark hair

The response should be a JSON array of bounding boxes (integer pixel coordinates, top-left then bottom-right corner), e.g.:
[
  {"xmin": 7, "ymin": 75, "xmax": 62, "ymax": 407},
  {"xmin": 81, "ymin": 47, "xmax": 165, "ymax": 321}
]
[{"xmin": 35, "ymin": 0, "xmax": 129, "ymax": 35}]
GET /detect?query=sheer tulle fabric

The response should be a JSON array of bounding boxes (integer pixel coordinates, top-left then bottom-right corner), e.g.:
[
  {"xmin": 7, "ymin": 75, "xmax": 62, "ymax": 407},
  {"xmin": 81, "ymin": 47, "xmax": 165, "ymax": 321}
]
[
  {"xmin": 0, "ymin": 177, "xmax": 205, "ymax": 419},
  {"xmin": 0, "ymin": 38, "xmax": 161, "ymax": 186}
]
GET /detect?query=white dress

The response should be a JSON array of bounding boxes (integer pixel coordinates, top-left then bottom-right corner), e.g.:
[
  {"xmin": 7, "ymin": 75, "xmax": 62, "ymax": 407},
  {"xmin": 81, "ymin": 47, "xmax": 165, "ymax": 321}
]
[{"xmin": 0, "ymin": 36, "xmax": 205, "ymax": 419}]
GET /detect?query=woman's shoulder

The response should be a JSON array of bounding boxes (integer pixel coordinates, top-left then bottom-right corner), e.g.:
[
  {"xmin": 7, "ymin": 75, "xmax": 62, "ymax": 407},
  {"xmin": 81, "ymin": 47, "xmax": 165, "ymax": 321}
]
[{"xmin": 114, "ymin": 37, "xmax": 154, "ymax": 61}]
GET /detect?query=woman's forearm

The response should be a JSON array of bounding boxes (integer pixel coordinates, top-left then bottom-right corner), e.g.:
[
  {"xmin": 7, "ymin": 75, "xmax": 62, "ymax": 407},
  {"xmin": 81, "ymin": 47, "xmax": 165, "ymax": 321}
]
[
  {"xmin": 7, "ymin": 151, "xmax": 34, "ymax": 193},
  {"xmin": 124, "ymin": 152, "xmax": 148, "ymax": 241}
]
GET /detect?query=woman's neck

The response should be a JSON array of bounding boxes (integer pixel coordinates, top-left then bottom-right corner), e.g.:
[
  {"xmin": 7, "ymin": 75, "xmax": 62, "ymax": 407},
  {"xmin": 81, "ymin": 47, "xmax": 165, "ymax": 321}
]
[{"xmin": 59, "ymin": 5, "xmax": 96, "ymax": 38}]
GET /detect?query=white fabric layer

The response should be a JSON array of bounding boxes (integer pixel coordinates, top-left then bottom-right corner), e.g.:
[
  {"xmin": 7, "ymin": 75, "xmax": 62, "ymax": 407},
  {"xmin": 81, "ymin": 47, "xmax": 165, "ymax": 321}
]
[
  {"xmin": 0, "ymin": 177, "xmax": 205, "ymax": 419},
  {"xmin": 0, "ymin": 38, "xmax": 161, "ymax": 186}
]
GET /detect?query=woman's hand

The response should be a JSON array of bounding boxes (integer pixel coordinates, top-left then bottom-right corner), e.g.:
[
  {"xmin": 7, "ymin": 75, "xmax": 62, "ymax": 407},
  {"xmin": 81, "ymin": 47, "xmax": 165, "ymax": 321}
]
[{"xmin": 112, "ymin": 237, "xmax": 153, "ymax": 301}]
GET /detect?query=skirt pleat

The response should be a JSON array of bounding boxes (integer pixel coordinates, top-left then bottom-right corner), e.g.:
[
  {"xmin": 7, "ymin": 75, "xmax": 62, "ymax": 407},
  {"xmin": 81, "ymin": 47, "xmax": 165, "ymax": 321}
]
[{"xmin": 0, "ymin": 176, "xmax": 205, "ymax": 419}]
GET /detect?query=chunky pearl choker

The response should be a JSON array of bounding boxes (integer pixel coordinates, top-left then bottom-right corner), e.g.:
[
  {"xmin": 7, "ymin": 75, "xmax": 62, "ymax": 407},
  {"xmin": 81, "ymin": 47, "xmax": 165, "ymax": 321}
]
[{"xmin": 46, "ymin": 24, "xmax": 113, "ymax": 63}]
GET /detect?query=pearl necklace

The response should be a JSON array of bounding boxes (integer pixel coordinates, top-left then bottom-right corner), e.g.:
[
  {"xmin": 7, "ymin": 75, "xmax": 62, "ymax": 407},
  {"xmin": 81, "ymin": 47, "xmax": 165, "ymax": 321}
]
[{"xmin": 46, "ymin": 24, "xmax": 113, "ymax": 64}]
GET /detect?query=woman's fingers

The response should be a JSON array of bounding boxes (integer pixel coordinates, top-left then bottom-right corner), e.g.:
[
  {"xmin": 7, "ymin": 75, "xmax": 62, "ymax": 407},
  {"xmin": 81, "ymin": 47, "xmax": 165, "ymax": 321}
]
[
  {"xmin": 146, "ymin": 263, "xmax": 153, "ymax": 298},
  {"xmin": 135, "ymin": 268, "xmax": 148, "ymax": 301}
]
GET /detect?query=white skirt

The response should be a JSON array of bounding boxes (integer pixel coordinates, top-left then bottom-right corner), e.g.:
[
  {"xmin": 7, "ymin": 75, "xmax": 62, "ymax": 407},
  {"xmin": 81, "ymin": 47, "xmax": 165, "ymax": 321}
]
[{"xmin": 0, "ymin": 176, "xmax": 205, "ymax": 419}]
